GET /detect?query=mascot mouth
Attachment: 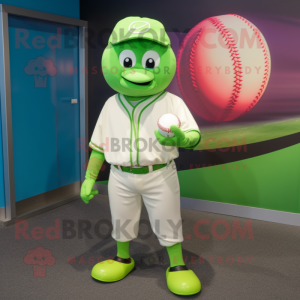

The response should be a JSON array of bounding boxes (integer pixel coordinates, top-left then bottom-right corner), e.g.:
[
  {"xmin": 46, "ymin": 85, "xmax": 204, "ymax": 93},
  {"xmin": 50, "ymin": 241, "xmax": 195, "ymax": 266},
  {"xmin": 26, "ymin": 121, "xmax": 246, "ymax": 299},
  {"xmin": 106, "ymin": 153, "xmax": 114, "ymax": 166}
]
[
  {"xmin": 123, "ymin": 78, "xmax": 152, "ymax": 86},
  {"xmin": 120, "ymin": 69, "xmax": 155, "ymax": 89}
]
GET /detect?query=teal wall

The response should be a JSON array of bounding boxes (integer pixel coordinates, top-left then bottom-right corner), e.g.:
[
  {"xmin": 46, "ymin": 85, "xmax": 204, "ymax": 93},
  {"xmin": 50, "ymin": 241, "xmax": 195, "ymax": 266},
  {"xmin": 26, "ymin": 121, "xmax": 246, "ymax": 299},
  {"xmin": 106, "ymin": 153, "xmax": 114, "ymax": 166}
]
[
  {"xmin": 0, "ymin": 0, "xmax": 80, "ymax": 19},
  {"xmin": 0, "ymin": 0, "xmax": 80, "ymax": 208},
  {"xmin": 0, "ymin": 104, "xmax": 5, "ymax": 208}
]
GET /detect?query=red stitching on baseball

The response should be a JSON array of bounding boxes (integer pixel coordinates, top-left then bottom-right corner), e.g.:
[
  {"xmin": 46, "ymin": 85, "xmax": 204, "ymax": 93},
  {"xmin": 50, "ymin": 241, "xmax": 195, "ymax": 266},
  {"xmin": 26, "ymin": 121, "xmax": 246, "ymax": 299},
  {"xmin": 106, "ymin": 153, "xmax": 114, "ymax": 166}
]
[
  {"xmin": 188, "ymin": 27, "xmax": 216, "ymax": 121},
  {"xmin": 175, "ymin": 115, "xmax": 181, "ymax": 129},
  {"xmin": 208, "ymin": 16, "xmax": 243, "ymax": 122},
  {"xmin": 157, "ymin": 114, "xmax": 181, "ymax": 134},
  {"xmin": 229, "ymin": 14, "xmax": 270, "ymax": 117},
  {"xmin": 176, "ymin": 26, "xmax": 215, "ymax": 121}
]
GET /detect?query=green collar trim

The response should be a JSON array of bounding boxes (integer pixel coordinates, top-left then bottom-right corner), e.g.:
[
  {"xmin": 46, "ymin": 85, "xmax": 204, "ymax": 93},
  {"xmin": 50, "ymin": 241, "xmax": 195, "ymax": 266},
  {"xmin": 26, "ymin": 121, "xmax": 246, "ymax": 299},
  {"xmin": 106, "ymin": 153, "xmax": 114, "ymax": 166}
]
[
  {"xmin": 123, "ymin": 95, "xmax": 149, "ymax": 107},
  {"xmin": 124, "ymin": 95, "xmax": 134, "ymax": 108},
  {"xmin": 123, "ymin": 95, "xmax": 151, "ymax": 108}
]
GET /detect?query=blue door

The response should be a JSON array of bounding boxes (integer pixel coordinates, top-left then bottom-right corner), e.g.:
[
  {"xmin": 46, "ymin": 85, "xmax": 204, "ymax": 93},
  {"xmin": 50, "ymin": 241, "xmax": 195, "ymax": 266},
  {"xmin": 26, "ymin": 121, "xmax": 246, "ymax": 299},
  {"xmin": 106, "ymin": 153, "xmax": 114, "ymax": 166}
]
[{"xmin": 8, "ymin": 16, "xmax": 81, "ymax": 210}]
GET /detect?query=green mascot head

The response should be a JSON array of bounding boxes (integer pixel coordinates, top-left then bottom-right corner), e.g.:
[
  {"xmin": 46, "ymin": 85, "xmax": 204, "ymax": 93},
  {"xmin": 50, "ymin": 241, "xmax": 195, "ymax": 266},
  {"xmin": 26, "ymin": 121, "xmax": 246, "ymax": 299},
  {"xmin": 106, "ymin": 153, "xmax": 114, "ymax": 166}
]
[{"xmin": 102, "ymin": 17, "xmax": 176, "ymax": 97}]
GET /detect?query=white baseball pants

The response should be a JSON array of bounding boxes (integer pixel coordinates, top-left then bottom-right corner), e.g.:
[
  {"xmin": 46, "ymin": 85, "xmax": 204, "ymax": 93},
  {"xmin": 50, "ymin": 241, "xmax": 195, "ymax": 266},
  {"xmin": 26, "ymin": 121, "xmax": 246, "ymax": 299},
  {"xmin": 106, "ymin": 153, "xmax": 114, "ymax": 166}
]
[{"xmin": 108, "ymin": 160, "xmax": 184, "ymax": 247}]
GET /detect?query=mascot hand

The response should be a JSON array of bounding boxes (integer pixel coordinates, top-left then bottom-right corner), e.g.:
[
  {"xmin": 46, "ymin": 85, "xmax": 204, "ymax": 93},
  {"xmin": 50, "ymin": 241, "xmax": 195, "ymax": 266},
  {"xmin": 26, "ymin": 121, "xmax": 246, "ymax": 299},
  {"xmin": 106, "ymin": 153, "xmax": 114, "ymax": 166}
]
[
  {"xmin": 154, "ymin": 125, "xmax": 191, "ymax": 148},
  {"xmin": 80, "ymin": 178, "xmax": 98, "ymax": 204}
]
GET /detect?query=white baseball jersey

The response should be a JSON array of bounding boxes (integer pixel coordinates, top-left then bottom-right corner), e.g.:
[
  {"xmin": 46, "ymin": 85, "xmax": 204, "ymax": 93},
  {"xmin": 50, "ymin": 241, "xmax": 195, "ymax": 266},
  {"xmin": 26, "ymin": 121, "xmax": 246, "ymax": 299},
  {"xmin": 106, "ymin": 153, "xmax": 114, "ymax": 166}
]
[{"xmin": 89, "ymin": 91, "xmax": 200, "ymax": 167}]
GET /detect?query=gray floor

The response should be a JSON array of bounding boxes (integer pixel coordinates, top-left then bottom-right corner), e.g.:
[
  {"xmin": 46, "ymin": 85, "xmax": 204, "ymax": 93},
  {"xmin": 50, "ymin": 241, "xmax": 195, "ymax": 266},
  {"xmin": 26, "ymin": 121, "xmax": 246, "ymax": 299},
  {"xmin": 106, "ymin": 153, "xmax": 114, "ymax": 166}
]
[{"xmin": 0, "ymin": 194, "xmax": 300, "ymax": 300}]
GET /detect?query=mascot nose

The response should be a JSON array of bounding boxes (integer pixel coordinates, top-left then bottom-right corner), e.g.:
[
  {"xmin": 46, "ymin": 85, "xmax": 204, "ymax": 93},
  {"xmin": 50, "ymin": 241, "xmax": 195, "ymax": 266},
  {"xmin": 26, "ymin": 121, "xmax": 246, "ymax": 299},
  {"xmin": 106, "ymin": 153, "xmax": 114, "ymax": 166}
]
[{"xmin": 121, "ymin": 69, "xmax": 154, "ymax": 83}]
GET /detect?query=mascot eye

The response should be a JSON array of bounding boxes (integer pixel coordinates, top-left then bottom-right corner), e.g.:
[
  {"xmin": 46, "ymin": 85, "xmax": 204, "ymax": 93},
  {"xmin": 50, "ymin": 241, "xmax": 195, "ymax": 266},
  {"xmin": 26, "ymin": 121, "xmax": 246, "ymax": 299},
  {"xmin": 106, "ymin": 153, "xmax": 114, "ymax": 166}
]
[
  {"xmin": 146, "ymin": 58, "xmax": 155, "ymax": 68},
  {"xmin": 142, "ymin": 51, "xmax": 160, "ymax": 69},
  {"xmin": 119, "ymin": 50, "xmax": 136, "ymax": 68},
  {"xmin": 124, "ymin": 57, "xmax": 132, "ymax": 68}
]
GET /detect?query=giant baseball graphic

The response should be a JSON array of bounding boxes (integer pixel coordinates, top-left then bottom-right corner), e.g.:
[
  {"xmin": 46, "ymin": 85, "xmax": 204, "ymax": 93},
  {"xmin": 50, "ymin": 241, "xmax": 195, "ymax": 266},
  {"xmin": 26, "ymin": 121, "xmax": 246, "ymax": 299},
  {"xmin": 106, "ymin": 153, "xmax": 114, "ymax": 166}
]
[{"xmin": 177, "ymin": 14, "xmax": 271, "ymax": 122}]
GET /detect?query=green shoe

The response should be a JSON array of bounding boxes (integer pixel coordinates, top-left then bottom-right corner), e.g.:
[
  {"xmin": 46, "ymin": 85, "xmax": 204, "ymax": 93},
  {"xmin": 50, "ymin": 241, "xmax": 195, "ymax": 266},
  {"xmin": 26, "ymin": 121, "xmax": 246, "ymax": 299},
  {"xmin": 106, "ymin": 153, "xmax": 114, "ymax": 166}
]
[
  {"xmin": 166, "ymin": 266, "xmax": 201, "ymax": 296},
  {"xmin": 91, "ymin": 256, "xmax": 135, "ymax": 282}
]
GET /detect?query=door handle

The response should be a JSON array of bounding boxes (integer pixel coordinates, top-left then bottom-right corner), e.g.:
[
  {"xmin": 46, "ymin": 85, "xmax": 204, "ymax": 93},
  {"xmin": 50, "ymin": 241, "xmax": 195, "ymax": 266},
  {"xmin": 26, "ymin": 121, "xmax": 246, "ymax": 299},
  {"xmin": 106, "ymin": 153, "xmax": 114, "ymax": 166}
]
[{"xmin": 60, "ymin": 97, "xmax": 78, "ymax": 104}]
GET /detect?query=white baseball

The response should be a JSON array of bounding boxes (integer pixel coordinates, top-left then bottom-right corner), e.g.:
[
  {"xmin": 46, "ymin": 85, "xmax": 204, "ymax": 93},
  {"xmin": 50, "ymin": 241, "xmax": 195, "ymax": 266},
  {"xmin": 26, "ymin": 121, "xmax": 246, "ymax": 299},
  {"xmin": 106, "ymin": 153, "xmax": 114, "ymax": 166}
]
[{"xmin": 157, "ymin": 114, "xmax": 181, "ymax": 137}]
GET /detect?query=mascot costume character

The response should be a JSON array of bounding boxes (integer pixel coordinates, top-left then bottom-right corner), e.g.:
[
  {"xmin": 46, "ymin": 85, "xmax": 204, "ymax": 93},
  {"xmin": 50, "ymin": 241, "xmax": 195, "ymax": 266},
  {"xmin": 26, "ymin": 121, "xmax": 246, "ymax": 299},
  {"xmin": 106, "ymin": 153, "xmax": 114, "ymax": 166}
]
[{"xmin": 80, "ymin": 17, "xmax": 202, "ymax": 296}]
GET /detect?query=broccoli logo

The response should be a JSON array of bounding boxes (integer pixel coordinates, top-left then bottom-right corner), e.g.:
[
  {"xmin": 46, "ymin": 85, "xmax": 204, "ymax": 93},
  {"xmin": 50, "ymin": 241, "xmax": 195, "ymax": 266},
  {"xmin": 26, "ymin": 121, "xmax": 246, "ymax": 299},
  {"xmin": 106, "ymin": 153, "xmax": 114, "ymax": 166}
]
[
  {"xmin": 24, "ymin": 246, "xmax": 56, "ymax": 277},
  {"xmin": 24, "ymin": 56, "xmax": 57, "ymax": 88}
]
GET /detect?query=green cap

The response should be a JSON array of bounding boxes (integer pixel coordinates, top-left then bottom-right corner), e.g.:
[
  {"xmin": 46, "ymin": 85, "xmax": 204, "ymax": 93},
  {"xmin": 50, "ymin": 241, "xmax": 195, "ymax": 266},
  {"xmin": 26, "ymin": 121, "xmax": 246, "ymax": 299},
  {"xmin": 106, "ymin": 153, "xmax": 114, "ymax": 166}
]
[{"xmin": 108, "ymin": 17, "xmax": 170, "ymax": 46}]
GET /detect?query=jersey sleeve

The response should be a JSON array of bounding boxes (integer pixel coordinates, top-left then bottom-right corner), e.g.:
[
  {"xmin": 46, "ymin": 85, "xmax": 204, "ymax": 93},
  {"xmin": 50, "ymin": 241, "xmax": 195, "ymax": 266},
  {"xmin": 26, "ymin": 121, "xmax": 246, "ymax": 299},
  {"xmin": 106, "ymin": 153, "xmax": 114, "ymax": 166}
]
[
  {"xmin": 89, "ymin": 105, "xmax": 105, "ymax": 153},
  {"xmin": 174, "ymin": 96, "xmax": 201, "ymax": 149}
]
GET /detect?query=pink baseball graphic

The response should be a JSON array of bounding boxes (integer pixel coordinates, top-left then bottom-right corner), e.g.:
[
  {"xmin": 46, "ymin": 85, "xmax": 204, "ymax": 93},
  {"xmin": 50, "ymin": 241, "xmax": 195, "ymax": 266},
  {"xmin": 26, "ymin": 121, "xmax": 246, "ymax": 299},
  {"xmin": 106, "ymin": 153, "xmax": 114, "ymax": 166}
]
[
  {"xmin": 24, "ymin": 246, "xmax": 56, "ymax": 277},
  {"xmin": 177, "ymin": 14, "xmax": 271, "ymax": 122}
]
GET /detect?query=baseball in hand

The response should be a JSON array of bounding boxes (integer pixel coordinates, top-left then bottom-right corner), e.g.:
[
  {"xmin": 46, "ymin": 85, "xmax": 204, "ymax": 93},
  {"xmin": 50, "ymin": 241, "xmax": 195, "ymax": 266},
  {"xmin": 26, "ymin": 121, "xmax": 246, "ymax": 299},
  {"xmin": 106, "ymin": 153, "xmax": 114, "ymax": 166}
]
[
  {"xmin": 177, "ymin": 14, "xmax": 271, "ymax": 122},
  {"xmin": 157, "ymin": 114, "xmax": 181, "ymax": 137}
]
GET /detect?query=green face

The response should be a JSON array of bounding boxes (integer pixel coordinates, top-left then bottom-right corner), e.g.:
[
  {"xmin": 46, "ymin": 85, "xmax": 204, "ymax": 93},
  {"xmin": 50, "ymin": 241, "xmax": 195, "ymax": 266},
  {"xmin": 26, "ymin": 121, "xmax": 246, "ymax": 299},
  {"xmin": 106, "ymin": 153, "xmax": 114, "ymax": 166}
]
[{"xmin": 102, "ymin": 39, "xmax": 176, "ymax": 97}]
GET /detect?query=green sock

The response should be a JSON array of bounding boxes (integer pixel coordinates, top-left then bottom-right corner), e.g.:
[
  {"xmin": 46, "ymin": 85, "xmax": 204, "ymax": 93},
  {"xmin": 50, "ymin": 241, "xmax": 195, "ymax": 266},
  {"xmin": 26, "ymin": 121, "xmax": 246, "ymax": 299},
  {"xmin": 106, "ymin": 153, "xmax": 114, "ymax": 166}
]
[
  {"xmin": 116, "ymin": 241, "xmax": 130, "ymax": 259},
  {"xmin": 166, "ymin": 243, "xmax": 185, "ymax": 267}
]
